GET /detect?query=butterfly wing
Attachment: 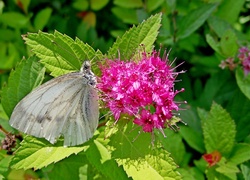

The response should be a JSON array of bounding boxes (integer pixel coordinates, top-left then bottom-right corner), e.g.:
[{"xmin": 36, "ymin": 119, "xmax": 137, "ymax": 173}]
[{"xmin": 9, "ymin": 72, "xmax": 99, "ymax": 146}]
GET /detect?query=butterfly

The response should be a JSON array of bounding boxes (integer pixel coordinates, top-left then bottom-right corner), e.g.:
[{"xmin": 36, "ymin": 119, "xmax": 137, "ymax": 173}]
[{"xmin": 9, "ymin": 61, "xmax": 99, "ymax": 146}]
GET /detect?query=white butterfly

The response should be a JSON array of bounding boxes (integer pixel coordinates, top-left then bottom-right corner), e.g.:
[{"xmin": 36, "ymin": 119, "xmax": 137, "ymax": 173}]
[{"xmin": 9, "ymin": 61, "xmax": 99, "ymax": 146}]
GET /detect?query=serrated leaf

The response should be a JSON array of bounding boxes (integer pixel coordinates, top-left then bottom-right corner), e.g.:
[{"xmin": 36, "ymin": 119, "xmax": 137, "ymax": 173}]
[
  {"xmin": 46, "ymin": 153, "xmax": 87, "ymax": 180},
  {"xmin": 116, "ymin": 148, "xmax": 182, "ymax": 180},
  {"xmin": 106, "ymin": 120, "xmax": 181, "ymax": 179},
  {"xmin": 201, "ymin": 103, "xmax": 236, "ymax": 156},
  {"xmin": 23, "ymin": 30, "xmax": 103, "ymax": 77},
  {"xmin": 229, "ymin": 143, "xmax": 250, "ymax": 165},
  {"xmin": 236, "ymin": 68, "xmax": 250, "ymax": 100},
  {"xmin": 1, "ymin": 56, "xmax": 45, "ymax": 117},
  {"xmin": 177, "ymin": 4, "xmax": 217, "ymax": 39},
  {"xmin": 107, "ymin": 120, "xmax": 152, "ymax": 159},
  {"xmin": 11, "ymin": 136, "xmax": 87, "ymax": 170},
  {"xmin": 108, "ymin": 13, "xmax": 161, "ymax": 60},
  {"xmin": 157, "ymin": 129, "xmax": 186, "ymax": 165},
  {"xmin": 85, "ymin": 139, "xmax": 128, "ymax": 179}
]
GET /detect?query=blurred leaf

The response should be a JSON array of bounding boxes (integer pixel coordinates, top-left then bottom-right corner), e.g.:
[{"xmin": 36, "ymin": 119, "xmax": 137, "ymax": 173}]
[
  {"xmin": 241, "ymin": 163, "xmax": 250, "ymax": 180},
  {"xmin": 236, "ymin": 68, "xmax": 250, "ymax": 100},
  {"xmin": 34, "ymin": 7, "xmax": 53, "ymax": 31},
  {"xmin": 0, "ymin": 42, "xmax": 20, "ymax": 69},
  {"xmin": 114, "ymin": 0, "xmax": 143, "ymax": 8},
  {"xmin": 201, "ymin": 103, "xmax": 236, "ymax": 156},
  {"xmin": 207, "ymin": 16, "xmax": 233, "ymax": 38},
  {"xmin": 0, "ymin": 12, "xmax": 29, "ymax": 28},
  {"xmin": 108, "ymin": 13, "xmax": 161, "ymax": 60},
  {"xmin": 177, "ymin": 3, "xmax": 217, "ymax": 39},
  {"xmin": 85, "ymin": 139, "xmax": 128, "ymax": 179},
  {"xmin": 146, "ymin": 0, "xmax": 164, "ymax": 12},
  {"xmin": 23, "ymin": 31, "xmax": 103, "ymax": 77},
  {"xmin": 206, "ymin": 34, "xmax": 221, "ymax": 55},
  {"xmin": 0, "ymin": 29, "xmax": 16, "ymax": 41},
  {"xmin": 178, "ymin": 167, "xmax": 205, "ymax": 180},
  {"xmin": 83, "ymin": 11, "xmax": 96, "ymax": 27},
  {"xmin": 220, "ymin": 29, "xmax": 238, "ymax": 57},
  {"xmin": 179, "ymin": 126, "xmax": 205, "ymax": 153},
  {"xmin": 0, "ymin": 155, "xmax": 12, "ymax": 178},
  {"xmin": 1, "ymin": 56, "xmax": 45, "ymax": 117},
  {"xmin": 90, "ymin": 0, "xmax": 109, "ymax": 10},
  {"xmin": 0, "ymin": 1, "xmax": 4, "ymax": 14},
  {"xmin": 229, "ymin": 143, "xmax": 250, "ymax": 165},
  {"xmin": 73, "ymin": 0, "xmax": 89, "ymax": 11},
  {"xmin": 112, "ymin": 7, "xmax": 138, "ymax": 24},
  {"xmin": 18, "ymin": 0, "xmax": 30, "ymax": 14},
  {"xmin": 226, "ymin": 90, "xmax": 250, "ymax": 141},
  {"xmin": 215, "ymin": 0, "xmax": 245, "ymax": 24},
  {"xmin": 11, "ymin": 136, "xmax": 87, "ymax": 170}
]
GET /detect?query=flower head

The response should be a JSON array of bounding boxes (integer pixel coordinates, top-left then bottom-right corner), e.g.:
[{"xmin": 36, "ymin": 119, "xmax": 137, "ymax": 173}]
[{"xmin": 97, "ymin": 50, "xmax": 185, "ymax": 134}]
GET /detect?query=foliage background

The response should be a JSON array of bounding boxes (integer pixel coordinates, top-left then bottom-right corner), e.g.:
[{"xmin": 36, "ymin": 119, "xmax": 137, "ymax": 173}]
[{"xmin": 0, "ymin": 0, "xmax": 250, "ymax": 179}]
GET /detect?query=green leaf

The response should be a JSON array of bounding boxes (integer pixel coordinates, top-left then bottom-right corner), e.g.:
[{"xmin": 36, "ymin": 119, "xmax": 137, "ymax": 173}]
[
  {"xmin": 116, "ymin": 148, "xmax": 182, "ymax": 180},
  {"xmin": 229, "ymin": 143, "xmax": 250, "ymax": 165},
  {"xmin": 201, "ymin": 103, "xmax": 236, "ymax": 156},
  {"xmin": 114, "ymin": 0, "xmax": 143, "ymax": 8},
  {"xmin": 157, "ymin": 129, "xmax": 186, "ymax": 165},
  {"xmin": 220, "ymin": 29, "xmax": 238, "ymax": 57},
  {"xmin": 179, "ymin": 126, "xmax": 205, "ymax": 153},
  {"xmin": 241, "ymin": 163, "xmax": 250, "ymax": 180},
  {"xmin": 215, "ymin": 0, "xmax": 245, "ymax": 24},
  {"xmin": 177, "ymin": 3, "xmax": 217, "ymax": 39},
  {"xmin": 107, "ymin": 120, "xmax": 152, "ymax": 159},
  {"xmin": 236, "ymin": 68, "xmax": 250, "ymax": 100},
  {"xmin": 111, "ymin": 7, "xmax": 138, "ymax": 24},
  {"xmin": 90, "ymin": 0, "xmax": 109, "ymax": 10},
  {"xmin": 226, "ymin": 90, "xmax": 250, "ymax": 141},
  {"xmin": 1, "ymin": 56, "xmax": 45, "ymax": 117},
  {"xmin": 216, "ymin": 158, "xmax": 239, "ymax": 180},
  {"xmin": 10, "ymin": 136, "xmax": 87, "ymax": 170},
  {"xmin": 23, "ymin": 30, "xmax": 103, "ymax": 77},
  {"xmin": 85, "ymin": 139, "xmax": 128, "ymax": 179},
  {"xmin": 73, "ymin": 0, "xmax": 89, "ymax": 11},
  {"xmin": 207, "ymin": 16, "xmax": 234, "ymax": 38},
  {"xmin": 206, "ymin": 34, "xmax": 221, "ymax": 55},
  {"xmin": 0, "ymin": 12, "xmax": 29, "ymax": 28},
  {"xmin": 34, "ymin": 7, "xmax": 53, "ymax": 31},
  {"xmin": 108, "ymin": 13, "xmax": 161, "ymax": 60},
  {"xmin": 45, "ymin": 153, "xmax": 87, "ymax": 180},
  {"xmin": 0, "ymin": 155, "xmax": 12, "ymax": 177},
  {"xmin": 146, "ymin": 0, "xmax": 164, "ymax": 12},
  {"xmin": 106, "ymin": 120, "xmax": 181, "ymax": 179}
]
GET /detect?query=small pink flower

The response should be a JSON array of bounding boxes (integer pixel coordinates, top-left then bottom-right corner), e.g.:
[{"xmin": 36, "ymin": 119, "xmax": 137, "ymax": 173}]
[
  {"xmin": 97, "ymin": 50, "xmax": 185, "ymax": 134},
  {"xmin": 238, "ymin": 47, "xmax": 250, "ymax": 76}
]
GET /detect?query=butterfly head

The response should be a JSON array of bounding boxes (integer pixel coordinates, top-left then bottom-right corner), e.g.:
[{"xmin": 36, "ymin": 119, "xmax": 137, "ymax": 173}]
[{"xmin": 81, "ymin": 61, "xmax": 97, "ymax": 87}]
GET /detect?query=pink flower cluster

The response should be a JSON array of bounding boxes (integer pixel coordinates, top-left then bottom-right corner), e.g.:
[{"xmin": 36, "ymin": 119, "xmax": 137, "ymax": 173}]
[
  {"xmin": 97, "ymin": 50, "xmax": 185, "ymax": 133},
  {"xmin": 238, "ymin": 47, "xmax": 250, "ymax": 76}
]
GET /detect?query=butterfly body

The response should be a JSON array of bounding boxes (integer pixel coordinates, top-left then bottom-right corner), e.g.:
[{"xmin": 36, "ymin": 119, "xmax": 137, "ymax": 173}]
[{"xmin": 9, "ymin": 61, "xmax": 99, "ymax": 146}]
